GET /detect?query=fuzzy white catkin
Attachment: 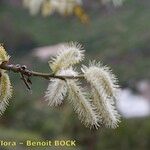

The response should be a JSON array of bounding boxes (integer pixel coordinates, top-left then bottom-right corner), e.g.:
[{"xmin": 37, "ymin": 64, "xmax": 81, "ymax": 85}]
[
  {"xmin": 44, "ymin": 69, "xmax": 72, "ymax": 106},
  {"xmin": 49, "ymin": 42, "xmax": 84, "ymax": 73},
  {"xmin": 91, "ymin": 84, "xmax": 120, "ymax": 128},
  {"xmin": 45, "ymin": 79, "xmax": 67, "ymax": 106},
  {"xmin": 83, "ymin": 62, "xmax": 120, "ymax": 128},
  {"xmin": 82, "ymin": 61, "xmax": 119, "ymax": 98},
  {"xmin": 0, "ymin": 45, "xmax": 12, "ymax": 115},
  {"xmin": 67, "ymin": 80, "xmax": 99, "ymax": 128},
  {"xmin": 66, "ymin": 69, "xmax": 99, "ymax": 128},
  {"xmin": 0, "ymin": 71, "xmax": 13, "ymax": 115}
]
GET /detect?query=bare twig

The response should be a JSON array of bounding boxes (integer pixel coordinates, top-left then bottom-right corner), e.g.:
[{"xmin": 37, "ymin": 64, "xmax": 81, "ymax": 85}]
[
  {"xmin": 20, "ymin": 73, "xmax": 31, "ymax": 91},
  {"xmin": 0, "ymin": 62, "xmax": 85, "ymax": 81}
]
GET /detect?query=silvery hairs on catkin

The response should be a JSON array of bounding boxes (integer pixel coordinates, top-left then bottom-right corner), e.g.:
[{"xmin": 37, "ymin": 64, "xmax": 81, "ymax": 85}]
[{"xmin": 82, "ymin": 61, "xmax": 120, "ymax": 128}]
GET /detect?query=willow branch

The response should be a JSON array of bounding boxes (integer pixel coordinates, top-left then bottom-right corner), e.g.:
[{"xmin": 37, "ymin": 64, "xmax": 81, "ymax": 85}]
[{"xmin": 0, "ymin": 62, "xmax": 85, "ymax": 80}]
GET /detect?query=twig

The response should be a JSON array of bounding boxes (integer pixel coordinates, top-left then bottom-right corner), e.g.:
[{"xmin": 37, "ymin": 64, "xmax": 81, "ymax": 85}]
[
  {"xmin": 20, "ymin": 73, "xmax": 31, "ymax": 91},
  {"xmin": 0, "ymin": 62, "xmax": 85, "ymax": 81}
]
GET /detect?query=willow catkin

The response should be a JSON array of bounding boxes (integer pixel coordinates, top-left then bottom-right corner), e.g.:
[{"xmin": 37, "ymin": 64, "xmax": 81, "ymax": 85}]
[
  {"xmin": 82, "ymin": 61, "xmax": 120, "ymax": 128},
  {"xmin": 0, "ymin": 45, "xmax": 12, "ymax": 115},
  {"xmin": 67, "ymin": 80, "xmax": 99, "ymax": 128},
  {"xmin": 46, "ymin": 42, "xmax": 85, "ymax": 106},
  {"xmin": 49, "ymin": 42, "xmax": 84, "ymax": 73},
  {"xmin": 0, "ymin": 71, "xmax": 13, "ymax": 115},
  {"xmin": 0, "ymin": 45, "xmax": 10, "ymax": 64},
  {"xmin": 82, "ymin": 61, "xmax": 119, "ymax": 98},
  {"xmin": 91, "ymin": 84, "xmax": 120, "ymax": 128},
  {"xmin": 45, "ymin": 79, "xmax": 67, "ymax": 106},
  {"xmin": 44, "ymin": 69, "xmax": 72, "ymax": 106},
  {"xmin": 63, "ymin": 68, "xmax": 99, "ymax": 128}
]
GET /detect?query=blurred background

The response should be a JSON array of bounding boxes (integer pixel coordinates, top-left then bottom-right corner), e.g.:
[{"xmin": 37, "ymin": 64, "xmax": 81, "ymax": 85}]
[{"xmin": 0, "ymin": 0, "xmax": 150, "ymax": 149}]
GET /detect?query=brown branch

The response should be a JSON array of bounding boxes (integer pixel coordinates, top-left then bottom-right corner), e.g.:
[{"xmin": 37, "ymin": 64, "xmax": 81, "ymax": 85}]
[{"xmin": 0, "ymin": 62, "xmax": 85, "ymax": 81}]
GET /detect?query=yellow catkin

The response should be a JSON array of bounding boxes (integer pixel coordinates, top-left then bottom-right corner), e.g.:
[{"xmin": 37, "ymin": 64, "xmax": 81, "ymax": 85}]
[
  {"xmin": 0, "ymin": 71, "xmax": 13, "ymax": 115},
  {"xmin": 0, "ymin": 45, "xmax": 10, "ymax": 64}
]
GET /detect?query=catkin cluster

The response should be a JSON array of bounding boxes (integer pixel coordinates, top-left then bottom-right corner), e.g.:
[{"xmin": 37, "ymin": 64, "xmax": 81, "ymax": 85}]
[
  {"xmin": 0, "ymin": 45, "xmax": 13, "ymax": 115},
  {"xmin": 23, "ymin": 0, "xmax": 89, "ymax": 23},
  {"xmin": 45, "ymin": 42, "xmax": 120, "ymax": 129},
  {"xmin": 23, "ymin": 0, "xmax": 125, "ymax": 17},
  {"xmin": 0, "ymin": 43, "xmax": 120, "ymax": 129}
]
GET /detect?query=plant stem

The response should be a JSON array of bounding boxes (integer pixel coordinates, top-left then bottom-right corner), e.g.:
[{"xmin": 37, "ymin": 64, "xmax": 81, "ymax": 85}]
[{"xmin": 0, "ymin": 62, "xmax": 84, "ymax": 80}]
